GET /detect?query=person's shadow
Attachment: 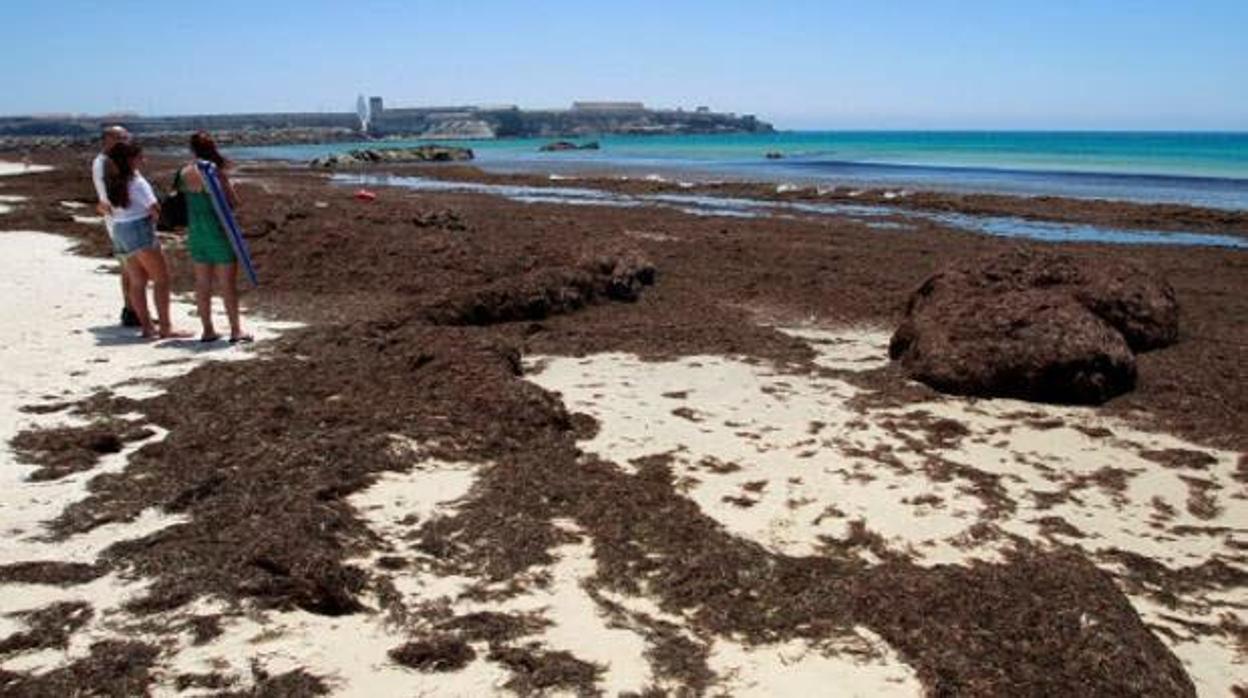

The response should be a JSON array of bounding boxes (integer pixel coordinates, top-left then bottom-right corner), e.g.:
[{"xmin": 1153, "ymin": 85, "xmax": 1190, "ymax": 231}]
[
  {"xmin": 88, "ymin": 324, "xmax": 152, "ymax": 347},
  {"xmin": 88, "ymin": 325, "xmax": 230, "ymax": 354},
  {"xmin": 156, "ymin": 337, "xmax": 231, "ymax": 354}
]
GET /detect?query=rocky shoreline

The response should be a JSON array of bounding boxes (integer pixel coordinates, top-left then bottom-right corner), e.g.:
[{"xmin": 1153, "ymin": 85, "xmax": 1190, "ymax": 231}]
[
  {"xmin": 363, "ymin": 164, "xmax": 1248, "ymax": 238},
  {"xmin": 539, "ymin": 140, "xmax": 601, "ymax": 152},
  {"xmin": 0, "ymin": 149, "xmax": 1243, "ymax": 695},
  {"xmin": 310, "ymin": 145, "xmax": 475, "ymax": 168}
]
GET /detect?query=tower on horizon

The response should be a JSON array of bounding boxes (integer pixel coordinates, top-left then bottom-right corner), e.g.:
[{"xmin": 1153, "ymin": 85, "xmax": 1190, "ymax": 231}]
[{"xmin": 356, "ymin": 95, "xmax": 370, "ymax": 132}]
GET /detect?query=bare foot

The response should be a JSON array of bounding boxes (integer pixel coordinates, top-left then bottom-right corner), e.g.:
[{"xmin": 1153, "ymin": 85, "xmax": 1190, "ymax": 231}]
[
  {"xmin": 200, "ymin": 332, "xmax": 222, "ymax": 343},
  {"xmin": 160, "ymin": 328, "xmax": 194, "ymax": 339},
  {"xmin": 229, "ymin": 333, "xmax": 254, "ymax": 344}
]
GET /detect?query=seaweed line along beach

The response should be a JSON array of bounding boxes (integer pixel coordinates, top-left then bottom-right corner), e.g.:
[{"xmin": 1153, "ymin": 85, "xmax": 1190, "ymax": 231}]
[{"xmin": 0, "ymin": 143, "xmax": 1244, "ymax": 698}]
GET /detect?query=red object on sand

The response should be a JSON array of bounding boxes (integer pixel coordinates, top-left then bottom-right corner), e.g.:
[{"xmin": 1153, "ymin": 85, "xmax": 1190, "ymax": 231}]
[{"xmin": 354, "ymin": 189, "xmax": 377, "ymax": 202}]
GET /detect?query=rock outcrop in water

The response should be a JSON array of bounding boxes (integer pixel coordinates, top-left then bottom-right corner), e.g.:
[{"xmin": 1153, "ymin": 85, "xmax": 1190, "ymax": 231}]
[
  {"xmin": 310, "ymin": 146, "xmax": 474, "ymax": 168},
  {"xmin": 539, "ymin": 141, "xmax": 600, "ymax": 152},
  {"xmin": 888, "ymin": 249, "xmax": 1179, "ymax": 404}
]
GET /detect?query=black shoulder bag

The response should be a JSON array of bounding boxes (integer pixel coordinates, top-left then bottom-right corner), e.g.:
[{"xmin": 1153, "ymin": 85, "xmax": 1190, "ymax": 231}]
[{"xmin": 158, "ymin": 168, "xmax": 188, "ymax": 231}]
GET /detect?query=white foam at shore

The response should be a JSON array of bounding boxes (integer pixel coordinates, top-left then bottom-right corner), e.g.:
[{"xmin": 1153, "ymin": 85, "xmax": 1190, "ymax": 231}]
[{"xmin": 525, "ymin": 328, "xmax": 1246, "ymax": 696}]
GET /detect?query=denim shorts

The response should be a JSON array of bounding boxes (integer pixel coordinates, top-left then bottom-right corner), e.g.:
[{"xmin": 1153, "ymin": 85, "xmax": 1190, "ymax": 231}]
[{"xmin": 110, "ymin": 217, "xmax": 159, "ymax": 258}]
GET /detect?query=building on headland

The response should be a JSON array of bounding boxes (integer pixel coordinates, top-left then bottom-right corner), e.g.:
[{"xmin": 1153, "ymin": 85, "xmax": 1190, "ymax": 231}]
[
  {"xmin": 0, "ymin": 97, "xmax": 773, "ymax": 144},
  {"xmin": 571, "ymin": 101, "xmax": 646, "ymax": 113},
  {"xmin": 363, "ymin": 98, "xmax": 771, "ymax": 139}
]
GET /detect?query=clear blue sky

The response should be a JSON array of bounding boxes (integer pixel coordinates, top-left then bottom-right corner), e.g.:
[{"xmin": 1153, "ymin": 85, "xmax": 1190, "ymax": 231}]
[{"xmin": 3, "ymin": 0, "xmax": 1246, "ymax": 130}]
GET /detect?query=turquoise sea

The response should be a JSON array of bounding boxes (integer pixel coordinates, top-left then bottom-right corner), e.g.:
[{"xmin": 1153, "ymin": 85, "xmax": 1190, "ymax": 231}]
[{"xmin": 235, "ymin": 131, "xmax": 1248, "ymax": 210}]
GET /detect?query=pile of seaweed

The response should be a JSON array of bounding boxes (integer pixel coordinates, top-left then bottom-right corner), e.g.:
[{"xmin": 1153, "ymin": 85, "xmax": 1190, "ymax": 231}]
[
  {"xmin": 4, "ymin": 152, "xmax": 1238, "ymax": 695},
  {"xmin": 6, "ymin": 306, "xmax": 1195, "ymax": 695}
]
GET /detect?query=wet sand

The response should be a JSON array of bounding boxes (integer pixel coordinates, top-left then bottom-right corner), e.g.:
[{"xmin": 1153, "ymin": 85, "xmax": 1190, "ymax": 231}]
[
  {"xmin": 303, "ymin": 162, "xmax": 1248, "ymax": 238},
  {"xmin": 0, "ymin": 152, "xmax": 1243, "ymax": 696}
]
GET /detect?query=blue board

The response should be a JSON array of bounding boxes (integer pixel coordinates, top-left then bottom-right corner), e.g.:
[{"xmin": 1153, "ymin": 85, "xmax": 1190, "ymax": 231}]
[{"xmin": 196, "ymin": 160, "xmax": 258, "ymax": 286}]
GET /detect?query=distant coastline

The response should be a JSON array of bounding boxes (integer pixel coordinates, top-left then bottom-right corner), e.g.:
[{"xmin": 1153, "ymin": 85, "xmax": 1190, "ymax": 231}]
[
  {"xmin": 3, "ymin": 120, "xmax": 1244, "ymax": 209},
  {"xmin": 0, "ymin": 97, "xmax": 772, "ymax": 148}
]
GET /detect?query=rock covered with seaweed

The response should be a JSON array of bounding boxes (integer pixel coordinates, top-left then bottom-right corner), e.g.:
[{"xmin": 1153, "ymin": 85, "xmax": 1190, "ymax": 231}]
[
  {"xmin": 889, "ymin": 248, "xmax": 1180, "ymax": 404},
  {"xmin": 310, "ymin": 145, "xmax": 474, "ymax": 168}
]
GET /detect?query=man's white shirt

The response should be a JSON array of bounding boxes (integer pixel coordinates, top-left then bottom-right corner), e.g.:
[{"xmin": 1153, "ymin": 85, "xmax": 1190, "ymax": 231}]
[{"xmin": 92, "ymin": 152, "xmax": 114, "ymax": 233}]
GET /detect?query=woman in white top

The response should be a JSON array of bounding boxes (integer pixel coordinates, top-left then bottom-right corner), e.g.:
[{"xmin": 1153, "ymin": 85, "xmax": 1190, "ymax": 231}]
[{"xmin": 104, "ymin": 142, "xmax": 189, "ymax": 339}]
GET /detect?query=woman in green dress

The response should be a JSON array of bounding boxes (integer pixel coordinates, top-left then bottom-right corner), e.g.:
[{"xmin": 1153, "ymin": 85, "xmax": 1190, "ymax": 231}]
[{"xmin": 179, "ymin": 132, "xmax": 250, "ymax": 342}]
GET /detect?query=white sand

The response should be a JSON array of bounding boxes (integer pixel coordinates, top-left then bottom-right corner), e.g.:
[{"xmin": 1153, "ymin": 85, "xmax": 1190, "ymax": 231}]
[
  {"xmin": 171, "ymin": 465, "xmax": 654, "ymax": 695},
  {"xmin": 0, "ymin": 229, "xmax": 296, "ymax": 686},
  {"xmin": 161, "ymin": 457, "xmax": 923, "ymax": 696},
  {"xmin": 709, "ymin": 631, "xmax": 918, "ymax": 697},
  {"xmin": 0, "ymin": 231, "xmax": 292, "ymax": 558},
  {"xmin": 0, "ymin": 159, "xmax": 49, "ymax": 213},
  {"xmin": 526, "ymin": 327, "xmax": 1246, "ymax": 696},
  {"xmin": 88, "ymin": 321, "xmax": 1221, "ymax": 693},
  {"xmin": 0, "ymin": 195, "xmax": 26, "ymax": 215},
  {"xmin": 119, "ymin": 454, "xmax": 502, "ymax": 696},
  {"xmin": 53, "ymin": 200, "xmax": 105, "ymax": 225},
  {"xmin": 0, "ymin": 162, "xmax": 52, "ymax": 177},
  {"xmin": 0, "ymin": 225, "xmax": 714, "ymax": 696},
  {"xmin": 0, "ymin": 154, "xmax": 1239, "ymax": 693},
  {"xmin": 160, "ymin": 592, "xmax": 513, "ymax": 697}
]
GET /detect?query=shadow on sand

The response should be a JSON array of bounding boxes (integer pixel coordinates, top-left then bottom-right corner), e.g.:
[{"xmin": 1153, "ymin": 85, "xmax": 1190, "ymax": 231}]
[
  {"xmin": 156, "ymin": 337, "xmax": 231, "ymax": 354},
  {"xmin": 88, "ymin": 325, "xmax": 152, "ymax": 347},
  {"xmin": 89, "ymin": 325, "xmax": 231, "ymax": 354}
]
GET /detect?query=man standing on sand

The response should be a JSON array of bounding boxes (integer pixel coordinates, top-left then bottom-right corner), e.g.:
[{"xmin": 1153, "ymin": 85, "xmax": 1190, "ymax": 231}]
[{"xmin": 92, "ymin": 125, "xmax": 140, "ymax": 327}]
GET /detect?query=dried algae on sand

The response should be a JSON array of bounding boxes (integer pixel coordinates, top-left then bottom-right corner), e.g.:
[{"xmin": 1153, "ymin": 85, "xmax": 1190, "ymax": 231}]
[
  {"xmin": 1, "ymin": 153, "xmax": 1244, "ymax": 696},
  {"xmin": 526, "ymin": 326, "xmax": 1243, "ymax": 696},
  {"xmin": 0, "ymin": 230, "xmax": 300, "ymax": 694}
]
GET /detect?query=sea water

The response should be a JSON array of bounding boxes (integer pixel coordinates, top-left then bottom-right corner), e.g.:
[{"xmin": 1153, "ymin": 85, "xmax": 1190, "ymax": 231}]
[
  {"xmin": 235, "ymin": 131, "xmax": 1248, "ymax": 210},
  {"xmin": 335, "ymin": 173, "xmax": 1248, "ymax": 249}
]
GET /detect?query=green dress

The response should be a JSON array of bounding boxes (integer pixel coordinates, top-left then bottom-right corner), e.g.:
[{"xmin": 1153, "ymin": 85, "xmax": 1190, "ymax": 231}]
[{"xmin": 181, "ymin": 170, "xmax": 236, "ymax": 265}]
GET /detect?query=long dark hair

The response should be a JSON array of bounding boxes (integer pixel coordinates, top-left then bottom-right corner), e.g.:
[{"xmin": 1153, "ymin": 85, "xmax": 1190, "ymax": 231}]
[
  {"xmin": 190, "ymin": 131, "xmax": 227, "ymax": 168},
  {"xmin": 105, "ymin": 142, "xmax": 142, "ymax": 208}
]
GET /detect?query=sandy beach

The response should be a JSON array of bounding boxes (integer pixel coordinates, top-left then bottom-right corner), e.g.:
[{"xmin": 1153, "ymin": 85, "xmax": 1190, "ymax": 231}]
[{"xmin": 0, "ymin": 153, "xmax": 1244, "ymax": 696}]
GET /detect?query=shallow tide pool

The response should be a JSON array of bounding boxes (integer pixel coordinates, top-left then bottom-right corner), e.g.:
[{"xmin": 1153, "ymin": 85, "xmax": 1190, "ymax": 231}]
[{"xmin": 337, "ymin": 174, "xmax": 1248, "ymax": 249}]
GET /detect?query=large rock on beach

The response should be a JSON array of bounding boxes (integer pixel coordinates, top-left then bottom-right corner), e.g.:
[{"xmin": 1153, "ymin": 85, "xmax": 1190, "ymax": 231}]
[
  {"xmin": 310, "ymin": 145, "xmax": 474, "ymax": 168},
  {"xmin": 889, "ymin": 249, "xmax": 1179, "ymax": 404}
]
